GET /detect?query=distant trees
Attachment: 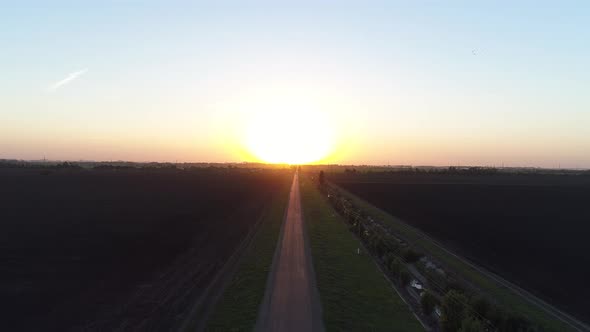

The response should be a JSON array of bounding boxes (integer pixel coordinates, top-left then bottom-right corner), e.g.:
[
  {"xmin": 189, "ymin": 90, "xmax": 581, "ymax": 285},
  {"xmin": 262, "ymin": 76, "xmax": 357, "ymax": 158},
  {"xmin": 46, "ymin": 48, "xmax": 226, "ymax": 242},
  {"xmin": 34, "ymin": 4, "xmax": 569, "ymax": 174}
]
[
  {"xmin": 447, "ymin": 166, "xmax": 499, "ymax": 175},
  {"xmin": 5, "ymin": 161, "xmax": 84, "ymax": 170},
  {"xmin": 0, "ymin": 160, "xmax": 24, "ymax": 168},
  {"xmin": 54, "ymin": 162, "xmax": 82, "ymax": 169},
  {"xmin": 93, "ymin": 165, "xmax": 135, "ymax": 170}
]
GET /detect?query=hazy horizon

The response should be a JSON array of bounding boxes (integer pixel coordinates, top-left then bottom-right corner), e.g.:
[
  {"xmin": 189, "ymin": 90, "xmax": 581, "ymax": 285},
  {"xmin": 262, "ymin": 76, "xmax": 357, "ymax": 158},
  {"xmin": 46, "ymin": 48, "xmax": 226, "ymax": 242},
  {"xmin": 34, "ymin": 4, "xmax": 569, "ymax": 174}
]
[
  {"xmin": 2, "ymin": 1, "xmax": 589, "ymax": 167},
  {"xmin": 3, "ymin": 157, "xmax": 589, "ymax": 170}
]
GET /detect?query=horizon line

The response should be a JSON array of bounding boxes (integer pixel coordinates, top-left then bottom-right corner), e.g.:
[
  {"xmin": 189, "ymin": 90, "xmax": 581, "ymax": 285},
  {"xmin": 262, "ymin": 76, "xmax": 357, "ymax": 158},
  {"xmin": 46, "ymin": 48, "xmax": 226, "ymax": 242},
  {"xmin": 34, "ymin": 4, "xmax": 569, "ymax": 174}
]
[{"xmin": 1, "ymin": 158, "xmax": 589, "ymax": 171}]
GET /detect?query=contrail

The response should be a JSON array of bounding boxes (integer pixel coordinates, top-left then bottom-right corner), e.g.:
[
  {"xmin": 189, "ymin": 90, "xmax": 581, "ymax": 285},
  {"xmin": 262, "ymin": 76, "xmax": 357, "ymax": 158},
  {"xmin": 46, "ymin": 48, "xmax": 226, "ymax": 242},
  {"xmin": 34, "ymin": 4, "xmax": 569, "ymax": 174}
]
[{"xmin": 48, "ymin": 68, "xmax": 88, "ymax": 91}]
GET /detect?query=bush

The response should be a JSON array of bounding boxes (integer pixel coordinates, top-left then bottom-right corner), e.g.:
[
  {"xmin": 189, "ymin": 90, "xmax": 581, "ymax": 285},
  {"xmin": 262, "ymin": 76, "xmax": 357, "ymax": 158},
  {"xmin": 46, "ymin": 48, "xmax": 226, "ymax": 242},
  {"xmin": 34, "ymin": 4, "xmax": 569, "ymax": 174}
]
[{"xmin": 420, "ymin": 290, "xmax": 438, "ymax": 315}]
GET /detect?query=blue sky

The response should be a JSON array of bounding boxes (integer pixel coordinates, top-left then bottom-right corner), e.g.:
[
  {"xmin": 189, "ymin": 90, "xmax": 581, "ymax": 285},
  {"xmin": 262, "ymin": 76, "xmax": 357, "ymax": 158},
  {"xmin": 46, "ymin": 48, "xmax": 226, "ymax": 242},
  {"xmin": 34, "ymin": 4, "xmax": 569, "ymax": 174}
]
[{"xmin": 1, "ymin": 1, "xmax": 589, "ymax": 166}]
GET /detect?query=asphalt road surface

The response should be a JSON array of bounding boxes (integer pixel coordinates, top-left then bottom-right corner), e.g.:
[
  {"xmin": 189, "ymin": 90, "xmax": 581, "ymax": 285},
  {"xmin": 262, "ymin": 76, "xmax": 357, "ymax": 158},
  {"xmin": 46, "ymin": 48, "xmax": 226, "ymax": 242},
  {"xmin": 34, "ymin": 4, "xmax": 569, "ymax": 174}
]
[{"xmin": 256, "ymin": 172, "xmax": 324, "ymax": 332}]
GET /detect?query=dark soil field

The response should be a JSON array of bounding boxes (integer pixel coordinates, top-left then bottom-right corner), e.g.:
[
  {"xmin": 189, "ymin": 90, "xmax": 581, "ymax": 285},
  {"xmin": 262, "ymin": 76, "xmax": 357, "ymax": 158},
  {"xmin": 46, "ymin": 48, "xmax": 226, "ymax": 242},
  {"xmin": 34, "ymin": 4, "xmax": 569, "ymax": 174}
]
[
  {"xmin": 330, "ymin": 172, "xmax": 590, "ymax": 323},
  {"xmin": 0, "ymin": 167, "xmax": 292, "ymax": 331}
]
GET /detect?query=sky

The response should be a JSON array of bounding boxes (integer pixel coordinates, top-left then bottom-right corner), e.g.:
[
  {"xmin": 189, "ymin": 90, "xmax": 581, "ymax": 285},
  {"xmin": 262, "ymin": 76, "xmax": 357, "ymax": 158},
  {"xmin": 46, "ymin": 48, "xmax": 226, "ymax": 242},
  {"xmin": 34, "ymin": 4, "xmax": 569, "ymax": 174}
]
[{"xmin": 1, "ymin": 1, "xmax": 589, "ymax": 167}]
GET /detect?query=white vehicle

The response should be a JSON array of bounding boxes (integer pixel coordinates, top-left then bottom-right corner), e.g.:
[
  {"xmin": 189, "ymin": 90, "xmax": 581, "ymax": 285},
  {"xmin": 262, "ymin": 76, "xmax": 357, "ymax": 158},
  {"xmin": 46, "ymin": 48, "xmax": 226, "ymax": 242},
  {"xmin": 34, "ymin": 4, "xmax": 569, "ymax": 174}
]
[{"xmin": 410, "ymin": 279, "xmax": 423, "ymax": 290}]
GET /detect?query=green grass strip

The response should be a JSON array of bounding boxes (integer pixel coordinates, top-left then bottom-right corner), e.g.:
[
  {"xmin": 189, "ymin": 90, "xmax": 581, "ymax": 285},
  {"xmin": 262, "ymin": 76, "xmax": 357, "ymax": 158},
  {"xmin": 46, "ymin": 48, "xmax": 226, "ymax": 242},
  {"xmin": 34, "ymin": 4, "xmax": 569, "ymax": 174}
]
[
  {"xmin": 204, "ymin": 180, "xmax": 291, "ymax": 332},
  {"xmin": 300, "ymin": 176, "xmax": 423, "ymax": 332}
]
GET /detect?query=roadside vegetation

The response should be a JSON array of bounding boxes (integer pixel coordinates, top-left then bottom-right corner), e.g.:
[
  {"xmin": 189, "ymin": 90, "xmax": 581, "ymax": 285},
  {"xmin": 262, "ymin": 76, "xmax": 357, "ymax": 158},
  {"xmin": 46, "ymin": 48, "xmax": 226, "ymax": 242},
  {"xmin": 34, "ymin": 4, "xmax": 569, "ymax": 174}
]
[
  {"xmin": 300, "ymin": 174, "xmax": 423, "ymax": 332},
  {"xmin": 204, "ymin": 177, "xmax": 292, "ymax": 331},
  {"xmin": 318, "ymin": 172, "xmax": 577, "ymax": 331}
]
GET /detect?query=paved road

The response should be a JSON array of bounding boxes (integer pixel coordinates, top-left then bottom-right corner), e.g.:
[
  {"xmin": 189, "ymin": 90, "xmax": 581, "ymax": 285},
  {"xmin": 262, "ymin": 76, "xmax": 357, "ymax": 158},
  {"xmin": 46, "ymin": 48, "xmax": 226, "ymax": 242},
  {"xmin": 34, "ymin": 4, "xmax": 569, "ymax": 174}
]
[{"xmin": 256, "ymin": 172, "xmax": 324, "ymax": 332}]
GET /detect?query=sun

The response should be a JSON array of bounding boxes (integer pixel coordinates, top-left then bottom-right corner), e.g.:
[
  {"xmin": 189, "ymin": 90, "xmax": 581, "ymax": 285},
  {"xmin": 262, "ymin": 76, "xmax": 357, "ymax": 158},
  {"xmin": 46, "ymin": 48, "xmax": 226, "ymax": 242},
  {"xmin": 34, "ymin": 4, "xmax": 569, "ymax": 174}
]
[{"xmin": 244, "ymin": 106, "xmax": 334, "ymax": 164}]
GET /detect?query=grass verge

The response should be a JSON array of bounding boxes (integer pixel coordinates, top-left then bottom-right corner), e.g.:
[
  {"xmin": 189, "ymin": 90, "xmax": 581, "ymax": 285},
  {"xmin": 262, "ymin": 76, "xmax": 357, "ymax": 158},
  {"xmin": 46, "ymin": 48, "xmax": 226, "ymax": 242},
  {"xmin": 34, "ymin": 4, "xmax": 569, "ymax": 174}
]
[
  {"xmin": 334, "ymin": 184, "xmax": 573, "ymax": 332},
  {"xmin": 204, "ymin": 180, "xmax": 291, "ymax": 332},
  {"xmin": 300, "ymin": 175, "xmax": 423, "ymax": 332}
]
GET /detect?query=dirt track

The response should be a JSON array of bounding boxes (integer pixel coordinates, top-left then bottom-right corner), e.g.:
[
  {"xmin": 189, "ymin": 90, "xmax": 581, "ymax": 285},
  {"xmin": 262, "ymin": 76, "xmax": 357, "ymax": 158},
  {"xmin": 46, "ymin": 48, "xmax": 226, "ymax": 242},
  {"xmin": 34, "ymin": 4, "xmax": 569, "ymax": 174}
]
[{"xmin": 256, "ymin": 172, "xmax": 324, "ymax": 332}]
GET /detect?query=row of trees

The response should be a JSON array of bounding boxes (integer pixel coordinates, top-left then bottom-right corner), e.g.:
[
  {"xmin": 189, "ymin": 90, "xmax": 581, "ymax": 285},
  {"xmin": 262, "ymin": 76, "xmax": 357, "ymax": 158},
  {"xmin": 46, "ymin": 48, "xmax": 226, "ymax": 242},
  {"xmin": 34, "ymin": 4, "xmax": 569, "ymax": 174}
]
[
  {"xmin": 340, "ymin": 166, "xmax": 501, "ymax": 175},
  {"xmin": 440, "ymin": 291, "xmax": 535, "ymax": 332},
  {"xmin": 317, "ymin": 171, "xmax": 536, "ymax": 332},
  {"xmin": 0, "ymin": 160, "xmax": 83, "ymax": 169}
]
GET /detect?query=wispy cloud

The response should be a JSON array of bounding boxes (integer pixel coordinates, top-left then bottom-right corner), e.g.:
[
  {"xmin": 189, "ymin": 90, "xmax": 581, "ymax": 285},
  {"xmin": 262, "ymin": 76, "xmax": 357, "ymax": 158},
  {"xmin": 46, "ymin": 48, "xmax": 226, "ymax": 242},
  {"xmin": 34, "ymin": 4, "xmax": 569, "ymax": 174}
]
[{"xmin": 47, "ymin": 68, "xmax": 88, "ymax": 92}]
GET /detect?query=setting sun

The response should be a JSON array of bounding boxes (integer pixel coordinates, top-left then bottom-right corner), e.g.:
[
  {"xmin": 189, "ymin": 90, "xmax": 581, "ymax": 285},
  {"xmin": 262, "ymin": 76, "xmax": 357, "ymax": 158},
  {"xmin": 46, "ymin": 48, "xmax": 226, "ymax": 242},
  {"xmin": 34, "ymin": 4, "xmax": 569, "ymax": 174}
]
[{"xmin": 244, "ymin": 106, "xmax": 334, "ymax": 164}]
